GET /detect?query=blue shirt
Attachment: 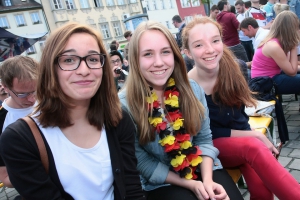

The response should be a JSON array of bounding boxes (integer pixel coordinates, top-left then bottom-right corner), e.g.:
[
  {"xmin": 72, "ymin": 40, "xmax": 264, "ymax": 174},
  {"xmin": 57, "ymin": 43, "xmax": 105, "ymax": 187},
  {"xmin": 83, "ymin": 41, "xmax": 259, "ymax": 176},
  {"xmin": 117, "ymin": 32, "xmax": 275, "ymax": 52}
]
[{"xmin": 118, "ymin": 79, "xmax": 222, "ymax": 191}]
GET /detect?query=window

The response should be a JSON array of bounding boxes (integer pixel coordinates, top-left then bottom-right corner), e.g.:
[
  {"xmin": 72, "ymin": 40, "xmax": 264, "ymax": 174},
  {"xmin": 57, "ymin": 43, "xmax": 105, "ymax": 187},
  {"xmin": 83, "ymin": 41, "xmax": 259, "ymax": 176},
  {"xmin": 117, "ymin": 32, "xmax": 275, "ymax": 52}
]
[
  {"xmin": 112, "ymin": 22, "xmax": 122, "ymax": 37},
  {"xmin": 180, "ymin": 0, "xmax": 190, "ymax": 8},
  {"xmin": 0, "ymin": 17, "xmax": 9, "ymax": 29},
  {"xmin": 65, "ymin": 0, "xmax": 75, "ymax": 9},
  {"xmin": 191, "ymin": 0, "xmax": 200, "ymax": 7},
  {"xmin": 129, "ymin": 0, "xmax": 137, "ymax": 3},
  {"xmin": 106, "ymin": 0, "xmax": 114, "ymax": 6},
  {"xmin": 80, "ymin": 0, "xmax": 89, "ymax": 8},
  {"xmin": 185, "ymin": 16, "xmax": 193, "ymax": 24},
  {"xmin": 151, "ymin": 0, "xmax": 156, "ymax": 10},
  {"xmin": 94, "ymin": 0, "xmax": 103, "ymax": 7},
  {"xmin": 53, "ymin": 0, "xmax": 63, "ymax": 9},
  {"xmin": 100, "ymin": 23, "xmax": 111, "ymax": 39},
  {"xmin": 117, "ymin": 0, "xmax": 124, "ymax": 5},
  {"xmin": 168, "ymin": 0, "xmax": 173, "ymax": 8},
  {"xmin": 26, "ymin": 45, "xmax": 36, "ymax": 55},
  {"xmin": 4, "ymin": 0, "xmax": 12, "ymax": 6},
  {"xmin": 166, "ymin": 21, "xmax": 171, "ymax": 29},
  {"xmin": 30, "ymin": 12, "xmax": 41, "ymax": 24},
  {"xmin": 15, "ymin": 14, "xmax": 26, "ymax": 27}
]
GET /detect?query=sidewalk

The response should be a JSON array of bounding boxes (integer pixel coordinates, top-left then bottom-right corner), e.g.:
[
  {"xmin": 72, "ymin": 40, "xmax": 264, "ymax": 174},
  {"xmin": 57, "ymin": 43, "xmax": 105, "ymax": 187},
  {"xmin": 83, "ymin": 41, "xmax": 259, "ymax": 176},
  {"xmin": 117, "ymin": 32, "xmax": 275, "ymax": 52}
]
[{"xmin": 0, "ymin": 95, "xmax": 299, "ymax": 200}]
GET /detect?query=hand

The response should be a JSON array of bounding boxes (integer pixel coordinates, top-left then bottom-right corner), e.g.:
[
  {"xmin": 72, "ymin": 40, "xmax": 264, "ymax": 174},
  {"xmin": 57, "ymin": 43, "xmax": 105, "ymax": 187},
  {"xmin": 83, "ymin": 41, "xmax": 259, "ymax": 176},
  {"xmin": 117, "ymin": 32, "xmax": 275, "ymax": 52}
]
[
  {"xmin": 185, "ymin": 180, "xmax": 209, "ymax": 200},
  {"xmin": 256, "ymin": 132, "xmax": 279, "ymax": 156},
  {"xmin": 203, "ymin": 180, "xmax": 229, "ymax": 200},
  {"xmin": 123, "ymin": 59, "xmax": 129, "ymax": 66}
]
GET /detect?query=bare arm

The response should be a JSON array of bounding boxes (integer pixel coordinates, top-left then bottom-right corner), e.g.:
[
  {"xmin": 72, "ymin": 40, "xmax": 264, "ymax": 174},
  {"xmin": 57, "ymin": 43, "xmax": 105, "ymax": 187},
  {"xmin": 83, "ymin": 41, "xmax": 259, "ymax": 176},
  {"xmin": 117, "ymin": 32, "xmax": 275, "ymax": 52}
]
[
  {"xmin": 262, "ymin": 41, "xmax": 298, "ymax": 76},
  {"xmin": 0, "ymin": 166, "xmax": 13, "ymax": 188}
]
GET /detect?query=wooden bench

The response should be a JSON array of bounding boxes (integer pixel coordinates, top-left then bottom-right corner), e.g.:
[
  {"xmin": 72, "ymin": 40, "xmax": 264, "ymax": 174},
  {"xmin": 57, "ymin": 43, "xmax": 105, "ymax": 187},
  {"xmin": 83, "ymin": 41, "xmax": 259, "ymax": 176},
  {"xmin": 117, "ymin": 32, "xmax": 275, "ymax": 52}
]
[{"xmin": 226, "ymin": 115, "xmax": 274, "ymax": 183}]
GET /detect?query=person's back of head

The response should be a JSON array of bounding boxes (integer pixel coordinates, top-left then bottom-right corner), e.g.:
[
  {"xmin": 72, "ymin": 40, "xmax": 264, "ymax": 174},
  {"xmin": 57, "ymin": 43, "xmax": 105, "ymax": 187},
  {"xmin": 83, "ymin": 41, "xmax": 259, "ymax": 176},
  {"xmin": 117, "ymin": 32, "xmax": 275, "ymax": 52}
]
[
  {"xmin": 245, "ymin": 1, "xmax": 251, "ymax": 8},
  {"xmin": 273, "ymin": 3, "xmax": 290, "ymax": 16},
  {"xmin": 265, "ymin": 10, "xmax": 300, "ymax": 53},
  {"xmin": 110, "ymin": 44, "xmax": 117, "ymax": 51},
  {"xmin": 211, "ymin": 4, "xmax": 219, "ymax": 12},
  {"xmin": 217, "ymin": 0, "xmax": 228, "ymax": 11},
  {"xmin": 123, "ymin": 30, "xmax": 132, "ymax": 39},
  {"xmin": 0, "ymin": 55, "xmax": 38, "ymax": 89},
  {"xmin": 240, "ymin": 17, "xmax": 259, "ymax": 29}
]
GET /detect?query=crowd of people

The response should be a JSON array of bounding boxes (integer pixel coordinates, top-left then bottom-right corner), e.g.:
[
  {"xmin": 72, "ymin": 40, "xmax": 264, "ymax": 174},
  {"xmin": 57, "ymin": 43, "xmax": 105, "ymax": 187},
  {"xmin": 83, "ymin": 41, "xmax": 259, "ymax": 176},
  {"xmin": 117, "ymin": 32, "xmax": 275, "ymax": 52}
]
[{"xmin": 0, "ymin": 0, "xmax": 300, "ymax": 199}]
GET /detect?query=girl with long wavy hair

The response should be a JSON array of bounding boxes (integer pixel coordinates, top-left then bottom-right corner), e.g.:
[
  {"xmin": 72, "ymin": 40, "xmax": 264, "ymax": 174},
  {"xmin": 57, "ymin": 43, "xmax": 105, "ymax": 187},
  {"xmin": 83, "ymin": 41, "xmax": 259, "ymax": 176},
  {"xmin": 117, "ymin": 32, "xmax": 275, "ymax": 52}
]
[
  {"xmin": 183, "ymin": 16, "xmax": 300, "ymax": 200},
  {"xmin": 251, "ymin": 11, "xmax": 300, "ymax": 94},
  {"xmin": 119, "ymin": 21, "xmax": 244, "ymax": 200}
]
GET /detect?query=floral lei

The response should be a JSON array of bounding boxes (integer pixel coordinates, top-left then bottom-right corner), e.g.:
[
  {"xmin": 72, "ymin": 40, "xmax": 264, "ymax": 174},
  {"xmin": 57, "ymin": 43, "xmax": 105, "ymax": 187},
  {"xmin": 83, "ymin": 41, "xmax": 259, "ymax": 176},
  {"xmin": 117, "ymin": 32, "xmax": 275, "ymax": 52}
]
[{"xmin": 147, "ymin": 78, "xmax": 202, "ymax": 180}]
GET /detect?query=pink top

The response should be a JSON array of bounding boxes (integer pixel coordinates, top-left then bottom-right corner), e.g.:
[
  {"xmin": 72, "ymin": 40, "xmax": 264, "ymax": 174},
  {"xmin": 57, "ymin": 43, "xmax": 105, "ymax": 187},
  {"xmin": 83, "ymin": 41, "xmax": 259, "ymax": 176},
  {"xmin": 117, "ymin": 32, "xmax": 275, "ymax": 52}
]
[{"xmin": 251, "ymin": 38, "xmax": 282, "ymax": 78}]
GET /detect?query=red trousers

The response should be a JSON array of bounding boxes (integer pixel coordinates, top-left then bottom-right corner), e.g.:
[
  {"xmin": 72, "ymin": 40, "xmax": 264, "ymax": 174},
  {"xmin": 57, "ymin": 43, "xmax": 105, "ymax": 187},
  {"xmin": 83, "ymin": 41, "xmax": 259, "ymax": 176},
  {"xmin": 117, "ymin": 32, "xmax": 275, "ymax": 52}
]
[{"xmin": 214, "ymin": 137, "xmax": 300, "ymax": 200}]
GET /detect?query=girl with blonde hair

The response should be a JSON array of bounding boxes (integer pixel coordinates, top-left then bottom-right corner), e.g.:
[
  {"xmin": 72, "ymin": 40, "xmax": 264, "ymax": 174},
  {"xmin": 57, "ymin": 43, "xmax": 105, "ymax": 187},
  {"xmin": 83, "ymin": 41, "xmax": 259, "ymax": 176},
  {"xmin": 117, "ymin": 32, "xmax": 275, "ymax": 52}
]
[
  {"xmin": 119, "ymin": 20, "xmax": 243, "ymax": 200},
  {"xmin": 183, "ymin": 16, "xmax": 300, "ymax": 200},
  {"xmin": 251, "ymin": 11, "xmax": 300, "ymax": 94}
]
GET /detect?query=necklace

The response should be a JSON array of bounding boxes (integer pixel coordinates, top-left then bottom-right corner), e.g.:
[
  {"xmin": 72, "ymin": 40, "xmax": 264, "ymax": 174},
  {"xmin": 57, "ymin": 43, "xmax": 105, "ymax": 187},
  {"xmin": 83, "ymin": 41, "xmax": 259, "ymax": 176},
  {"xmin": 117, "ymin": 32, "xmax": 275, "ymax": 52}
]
[{"xmin": 147, "ymin": 78, "xmax": 202, "ymax": 179}]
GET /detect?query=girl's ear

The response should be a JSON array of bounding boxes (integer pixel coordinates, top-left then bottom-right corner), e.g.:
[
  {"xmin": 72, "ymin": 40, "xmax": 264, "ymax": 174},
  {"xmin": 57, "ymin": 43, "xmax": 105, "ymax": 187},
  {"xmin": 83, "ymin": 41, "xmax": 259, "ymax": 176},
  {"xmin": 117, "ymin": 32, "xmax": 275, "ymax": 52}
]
[{"xmin": 183, "ymin": 49, "xmax": 193, "ymax": 60}]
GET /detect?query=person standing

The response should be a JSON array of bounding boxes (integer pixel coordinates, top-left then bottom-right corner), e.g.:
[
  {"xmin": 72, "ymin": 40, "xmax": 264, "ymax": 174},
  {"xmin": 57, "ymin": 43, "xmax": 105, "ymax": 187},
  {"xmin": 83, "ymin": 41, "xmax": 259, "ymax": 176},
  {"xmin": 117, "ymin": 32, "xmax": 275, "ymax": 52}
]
[
  {"xmin": 123, "ymin": 30, "xmax": 132, "ymax": 61},
  {"xmin": 210, "ymin": 5, "xmax": 220, "ymax": 21},
  {"xmin": 217, "ymin": 0, "xmax": 249, "ymax": 62},
  {"xmin": 172, "ymin": 15, "xmax": 186, "ymax": 50},
  {"xmin": 245, "ymin": 0, "xmax": 272, "ymax": 28},
  {"xmin": 235, "ymin": 0, "xmax": 254, "ymax": 61}
]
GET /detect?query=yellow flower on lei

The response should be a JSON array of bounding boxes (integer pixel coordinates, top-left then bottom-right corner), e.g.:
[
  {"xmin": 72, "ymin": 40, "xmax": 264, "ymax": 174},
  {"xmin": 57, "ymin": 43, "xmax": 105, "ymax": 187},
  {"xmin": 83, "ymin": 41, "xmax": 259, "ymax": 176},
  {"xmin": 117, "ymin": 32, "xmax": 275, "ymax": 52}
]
[
  {"xmin": 180, "ymin": 140, "xmax": 192, "ymax": 149},
  {"xmin": 171, "ymin": 154, "xmax": 186, "ymax": 167},
  {"xmin": 172, "ymin": 118, "xmax": 184, "ymax": 130},
  {"xmin": 190, "ymin": 156, "xmax": 203, "ymax": 167},
  {"xmin": 165, "ymin": 94, "xmax": 179, "ymax": 107},
  {"xmin": 146, "ymin": 91, "xmax": 158, "ymax": 104},
  {"xmin": 167, "ymin": 78, "xmax": 175, "ymax": 87},
  {"xmin": 149, "ymin": 117, "xmax": 163, "ymax": 127},
  {"xmin": 185, "ymin": 168, "xmax": 193, "ymax": 179},
  {"xmin": 159, "ymin": 135, "xmax": 175, "ymax": 146}
]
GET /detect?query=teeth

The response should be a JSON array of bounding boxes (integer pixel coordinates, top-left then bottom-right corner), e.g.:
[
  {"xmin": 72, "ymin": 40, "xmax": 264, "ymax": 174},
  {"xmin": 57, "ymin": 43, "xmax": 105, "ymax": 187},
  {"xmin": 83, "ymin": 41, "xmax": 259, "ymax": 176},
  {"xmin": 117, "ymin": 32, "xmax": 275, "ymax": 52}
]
[
  {"xmin": 152, "ymin": 70, "xmax": 165, "ymax": 75},
  {"xmin": 204, "ymin": 57, "xmax": 215, "ymax": 61}
]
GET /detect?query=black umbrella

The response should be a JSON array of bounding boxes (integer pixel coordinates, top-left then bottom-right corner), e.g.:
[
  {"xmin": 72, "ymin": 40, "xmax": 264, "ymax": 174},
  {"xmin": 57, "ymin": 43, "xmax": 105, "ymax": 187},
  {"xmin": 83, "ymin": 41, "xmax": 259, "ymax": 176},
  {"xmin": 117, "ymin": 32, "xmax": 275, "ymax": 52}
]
[{"xmin": 0, "ymin": 27, "xmax": 47, "ymax": 62}]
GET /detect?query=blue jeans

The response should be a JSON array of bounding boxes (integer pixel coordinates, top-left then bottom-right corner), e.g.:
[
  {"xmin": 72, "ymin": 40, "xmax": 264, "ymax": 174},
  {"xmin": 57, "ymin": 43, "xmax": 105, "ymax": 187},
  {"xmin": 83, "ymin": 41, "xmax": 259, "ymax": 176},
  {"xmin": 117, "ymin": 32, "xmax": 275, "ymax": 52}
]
[
  {"xmin": 229, "ymin": 43, "xmax": 249, "ymax": 62},
  {"xmin": 272, "ymin": 73, "xmax": 300, "ymax": 94}
]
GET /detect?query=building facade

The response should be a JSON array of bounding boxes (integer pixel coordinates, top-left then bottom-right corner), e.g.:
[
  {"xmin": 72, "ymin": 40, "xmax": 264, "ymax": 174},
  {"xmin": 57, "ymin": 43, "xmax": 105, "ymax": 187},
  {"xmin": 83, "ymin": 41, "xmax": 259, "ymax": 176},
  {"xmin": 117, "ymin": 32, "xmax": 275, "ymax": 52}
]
[
  {"xmin": 40, "ymin": 0, "xmax": 143, "ymax": 49},
  {"xmin": 140, "ymin": 0, "xmax": 179, "ymax": 34},
  {"xmin": 0, "ymin": 0, "xmax": 48, "ymax": 61},
  {"xmin": 176, "ymin": 0, "xmax": 206, "ymax": 23}
]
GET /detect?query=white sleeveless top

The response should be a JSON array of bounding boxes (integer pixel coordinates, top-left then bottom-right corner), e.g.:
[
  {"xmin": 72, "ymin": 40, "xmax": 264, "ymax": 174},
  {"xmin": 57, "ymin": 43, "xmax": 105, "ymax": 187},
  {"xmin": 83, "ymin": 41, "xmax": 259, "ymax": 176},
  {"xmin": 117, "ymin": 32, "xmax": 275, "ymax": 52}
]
[{"xmin": 38, "ymin": 122, "xmax": 114, "ymax": 200}]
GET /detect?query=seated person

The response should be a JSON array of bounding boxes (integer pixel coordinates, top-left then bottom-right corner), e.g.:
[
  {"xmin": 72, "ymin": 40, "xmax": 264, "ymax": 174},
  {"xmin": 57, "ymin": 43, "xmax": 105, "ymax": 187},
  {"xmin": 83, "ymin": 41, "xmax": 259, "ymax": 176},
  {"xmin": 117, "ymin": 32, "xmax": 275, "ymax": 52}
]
[
  {"xmin": 251, "ymin": 11, "xmax": 300, "ymax": 95},
  {"xmin": 183, "ymin": 16, "xmax": 300, "ymax": 200}
]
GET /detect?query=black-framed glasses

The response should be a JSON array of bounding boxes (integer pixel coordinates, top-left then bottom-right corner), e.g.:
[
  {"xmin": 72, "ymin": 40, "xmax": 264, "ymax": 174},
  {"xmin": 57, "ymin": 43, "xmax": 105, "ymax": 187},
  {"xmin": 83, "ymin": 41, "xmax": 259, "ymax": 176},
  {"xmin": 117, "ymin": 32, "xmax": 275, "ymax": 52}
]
[
  {"xmin": 111, "ymin": 58, "xmax": 121, "ymax": 65},
  {"xmin": 9, "ymin": 89, "xmax": 35, "ymax": 98},
  {"xmin": 56, "ymin": 54, "xmax": 106, "ymax": 71}
]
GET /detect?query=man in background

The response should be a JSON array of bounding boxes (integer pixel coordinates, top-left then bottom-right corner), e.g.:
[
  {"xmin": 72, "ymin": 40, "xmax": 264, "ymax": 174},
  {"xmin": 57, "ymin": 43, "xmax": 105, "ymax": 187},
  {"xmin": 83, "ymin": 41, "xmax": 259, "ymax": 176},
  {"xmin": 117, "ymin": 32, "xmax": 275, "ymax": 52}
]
[
  {"xmin": 123, "ymin": 31, "xmax": 132, "ymax": 61},
  {"xmin": 210, "ymin": 5, "xmax": 220, "ymax": 21},
  {"xmin": 172, "ymin": 15, "xmax": 186, "ymax": 50},
  {"xmin": 0, "ymin": 80, "xmax": 8, "ymax": 106},
  {"xmin": 0, "ymin": 56, "xmax": 38, "ymax": 200}
]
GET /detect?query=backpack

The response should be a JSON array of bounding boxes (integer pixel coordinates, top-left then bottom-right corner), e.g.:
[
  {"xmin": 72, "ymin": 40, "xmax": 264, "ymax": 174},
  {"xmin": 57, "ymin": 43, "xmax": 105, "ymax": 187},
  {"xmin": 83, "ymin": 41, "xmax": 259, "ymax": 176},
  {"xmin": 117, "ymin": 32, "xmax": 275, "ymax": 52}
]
[{"xmin": 248, "ymin": 76, "xmax": 276, "ymax": 101}]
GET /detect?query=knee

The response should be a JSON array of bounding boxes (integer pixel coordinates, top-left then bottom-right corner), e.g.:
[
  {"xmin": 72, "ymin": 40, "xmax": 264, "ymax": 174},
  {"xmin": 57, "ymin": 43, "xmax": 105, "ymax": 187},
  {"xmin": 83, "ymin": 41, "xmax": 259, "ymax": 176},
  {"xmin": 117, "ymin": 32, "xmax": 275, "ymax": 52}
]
[{"xmin": 239, "ymin": 137, "xmax": 269, "ymax": 155}]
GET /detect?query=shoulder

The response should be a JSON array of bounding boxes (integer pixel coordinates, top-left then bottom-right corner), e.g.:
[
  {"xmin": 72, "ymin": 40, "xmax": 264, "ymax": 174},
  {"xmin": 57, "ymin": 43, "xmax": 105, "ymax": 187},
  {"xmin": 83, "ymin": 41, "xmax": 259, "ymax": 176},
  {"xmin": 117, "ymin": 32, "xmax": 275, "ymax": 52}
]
[
  {"xmin": 118, "ymin": 89, "xmax": 128, "ymax": 108},
  {"xmin": 189, "ymin": 79, "xmax": 205, "ymax": 99}
]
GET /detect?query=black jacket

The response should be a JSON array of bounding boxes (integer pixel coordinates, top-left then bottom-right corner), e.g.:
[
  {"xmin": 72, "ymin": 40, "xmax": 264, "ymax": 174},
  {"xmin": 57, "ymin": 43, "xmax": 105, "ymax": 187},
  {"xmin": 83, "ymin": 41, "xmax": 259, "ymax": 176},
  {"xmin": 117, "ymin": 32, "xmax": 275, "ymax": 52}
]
[{"xmin": 0, "ymin": 109, "xmax": 145, "ymax": 200}]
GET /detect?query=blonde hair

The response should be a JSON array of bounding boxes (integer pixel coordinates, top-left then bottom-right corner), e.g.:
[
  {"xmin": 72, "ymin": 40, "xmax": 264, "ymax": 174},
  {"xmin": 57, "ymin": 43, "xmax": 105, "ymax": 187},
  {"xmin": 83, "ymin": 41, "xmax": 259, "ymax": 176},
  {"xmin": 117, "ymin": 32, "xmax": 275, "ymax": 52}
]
[
  {"xmin": 36, "ymin": 22, "xmax": 122, "ymax": 129},
  {"xmin": 273, "ymin": 3, "xmax": 290, "ymax": 16},
  {"xmin": 182, "ymin": 17, "xmax": 256, "ymax": 108},
  {"xmin": 125, "ymin": 21, "xmax": 205, "ymax": 145},
  {"xmin": 259, "ymin": 11, "xmax": 300, "ymax": 53}
]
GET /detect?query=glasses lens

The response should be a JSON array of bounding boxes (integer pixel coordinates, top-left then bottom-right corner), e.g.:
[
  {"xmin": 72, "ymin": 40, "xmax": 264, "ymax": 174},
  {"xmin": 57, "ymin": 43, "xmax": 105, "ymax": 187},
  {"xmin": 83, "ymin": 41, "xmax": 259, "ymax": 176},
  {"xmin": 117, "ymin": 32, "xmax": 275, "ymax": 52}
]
[
  {"xmin": 86, "ymin": 54, "xmax": 104, "ymax": 68},
  {"xmin": 58, "ymin": 55, "xmax": 80, "ymax": 70}
]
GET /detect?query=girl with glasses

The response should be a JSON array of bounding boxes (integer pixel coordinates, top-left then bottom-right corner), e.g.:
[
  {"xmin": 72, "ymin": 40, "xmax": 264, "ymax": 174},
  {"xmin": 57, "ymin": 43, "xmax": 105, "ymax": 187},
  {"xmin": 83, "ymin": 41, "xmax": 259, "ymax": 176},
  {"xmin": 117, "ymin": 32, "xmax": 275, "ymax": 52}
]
[{"xmin": 0, "ymin": 23, "xmax": 145, "ymax": 200}]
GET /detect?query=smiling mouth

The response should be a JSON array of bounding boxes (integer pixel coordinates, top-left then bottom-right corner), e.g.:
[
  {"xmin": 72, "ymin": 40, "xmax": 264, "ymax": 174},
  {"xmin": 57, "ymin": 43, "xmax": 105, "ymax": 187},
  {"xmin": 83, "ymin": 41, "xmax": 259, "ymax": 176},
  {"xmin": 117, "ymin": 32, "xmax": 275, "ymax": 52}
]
[
  {"xmin": 203, "ymin": 56, "xmax": 216, "ymax": 61},
  {"xmin": 152, "ymin": 70, "xmax": 167, "ymax": 75}
]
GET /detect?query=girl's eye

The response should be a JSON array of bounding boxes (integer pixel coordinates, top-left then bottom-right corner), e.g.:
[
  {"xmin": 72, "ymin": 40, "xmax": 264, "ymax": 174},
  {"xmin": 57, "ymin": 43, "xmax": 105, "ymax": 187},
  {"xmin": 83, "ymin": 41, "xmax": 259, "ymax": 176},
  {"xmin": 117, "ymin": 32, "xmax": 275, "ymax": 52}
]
[
  {"xmin": 195, "ymin": 44, "xmax": 202, "ymax": 48},
  {"xmin": 162, "ymin": 50, "xmax": 171, "ymax": 54},
  {"xmin": 213, "ymin": 40, "xmax": 220, "ymax": 43},
  {"xmin": 143, "ymin": 52, "xmax": 152, "ymax": 57}
]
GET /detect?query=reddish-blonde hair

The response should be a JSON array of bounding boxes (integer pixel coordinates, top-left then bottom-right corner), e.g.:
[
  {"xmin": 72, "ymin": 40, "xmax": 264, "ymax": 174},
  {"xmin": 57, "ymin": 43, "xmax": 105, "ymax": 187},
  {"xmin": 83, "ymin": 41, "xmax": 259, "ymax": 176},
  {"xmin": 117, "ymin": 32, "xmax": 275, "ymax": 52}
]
[{"xmin": 182, "ymin": 17, "xmax": 256, "ymax": 108}]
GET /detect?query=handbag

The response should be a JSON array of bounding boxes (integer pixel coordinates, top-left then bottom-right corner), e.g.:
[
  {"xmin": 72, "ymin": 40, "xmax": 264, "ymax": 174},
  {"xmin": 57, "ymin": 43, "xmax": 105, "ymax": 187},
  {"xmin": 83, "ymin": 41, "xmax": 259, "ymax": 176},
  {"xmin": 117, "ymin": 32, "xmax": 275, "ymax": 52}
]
[{"xmin": 21, "ymin": 116, "xmax": 49, "ymax": 174}]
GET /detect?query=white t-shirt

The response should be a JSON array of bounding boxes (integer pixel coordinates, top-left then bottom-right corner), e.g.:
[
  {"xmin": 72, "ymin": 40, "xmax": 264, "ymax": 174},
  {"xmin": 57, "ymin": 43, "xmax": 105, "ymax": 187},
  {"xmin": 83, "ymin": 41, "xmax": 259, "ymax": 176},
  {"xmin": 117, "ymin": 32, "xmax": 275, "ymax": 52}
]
[
  {"xmin": 253, "ymin": 27, "xmax": 270, "ymax": 51},
  {"xmin": 237, "ymin": 13, "xmax": 252, "ymax": 42},
  {"xmin": 246, "ymin": 7, "xmax": 267, "ymax": 27},
  {"xmin": 37, "ymin": 121, "xmax": 114, "ymax": 200},
  {"xmin": 2, "ymin": 98, "xmax": 34, "ymax": 132}
]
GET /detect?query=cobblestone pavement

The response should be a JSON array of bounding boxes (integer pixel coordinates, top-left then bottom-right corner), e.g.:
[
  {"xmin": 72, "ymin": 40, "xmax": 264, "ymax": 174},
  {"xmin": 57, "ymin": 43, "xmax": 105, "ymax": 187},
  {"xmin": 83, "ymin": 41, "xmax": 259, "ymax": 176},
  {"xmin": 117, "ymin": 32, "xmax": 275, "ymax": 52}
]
[{"xmin": 0, "ymin": 95, "xmax": 299, "ymax": 200}]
